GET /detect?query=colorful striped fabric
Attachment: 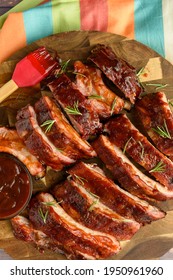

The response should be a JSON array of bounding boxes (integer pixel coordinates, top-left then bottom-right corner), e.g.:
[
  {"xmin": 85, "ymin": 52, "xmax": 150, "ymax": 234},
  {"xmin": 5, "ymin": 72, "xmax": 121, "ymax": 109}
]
[{"xmin": 0, "ymin": 0, "xmax": 173, "ymax": 64}]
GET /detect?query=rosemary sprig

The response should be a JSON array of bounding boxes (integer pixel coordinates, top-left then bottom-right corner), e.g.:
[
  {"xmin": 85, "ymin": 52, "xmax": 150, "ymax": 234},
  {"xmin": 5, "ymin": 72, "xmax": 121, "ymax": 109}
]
[
  {"xmin": 88, "ymin": 200, "xmax": 99, "ymax": 212},
  {"xmin": 89, "ymin": 191, "xmax": 100, "ymax": 200},
  {"xmin": 145, "ymin": 83, "xmax": 168, "ymax": 90},
  {"xmin": 149, "ymin": 161, "xmax": 166, "ymax": 173},
  {"xmin": 123, "ymin": 137, "xmax": 133, "ymax": 154},
  {"xmin": 152, "ymin": 119, "xmax": 171, "ymax": 139},
  {"xmin": 65, "ymin": 101, "xmax": 82, "ymax": 115},
  {"xmin": 111, "ymin": 98, "xmax": 117, "ymax": 115},
  {"xmin": 72, "ymin": 72, "xmax": 87, "ymax": 78},
  {"xmin": 58, "ymin": 59, "xmax": 71, "ymax": 75},
  {"xmin": 41, "ymin": 119, "xmax": 55, "ymax": 133},
  {"xmin": 42, "ymin": 201, "xmax": 57, "ymax": 207},
  {"xmin": 38, "ymin": 208, "xmax": 48, "ymax": 224},
  {"xmin": 138, "ymin": 141, "xmax": 145, "ymax": 159},
  {"xmin": 73, "ymin": 174, "xmax": 88, "ymax": 185},
  {"xmin": 88, "ymin": 192, "xmax": 100, "ymax": 212},
  {"xmin": 137, "ymin": 67, "xmax": 145, "ymax": 77},
  {"xmin": 169, "ymin": 100, "xmax": 173, "ymax": 107},
  {"xmin": 88, "ymin": 94, "xmax": 102, "ymax": 100}
]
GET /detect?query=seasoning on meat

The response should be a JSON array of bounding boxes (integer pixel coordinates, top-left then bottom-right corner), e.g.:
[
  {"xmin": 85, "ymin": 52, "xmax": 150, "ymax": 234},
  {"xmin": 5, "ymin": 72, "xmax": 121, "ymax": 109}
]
[
  {"xmin": 48, "ymin": 74, "xmax": 102, "ymax": 139},
  {"xmin": 68, "ymin": 162, "xmax": 165, "ymax": 224},
  {"xmin": 74, "ymin": 60, "xmax": 125, "ymax": 118},
  {"xmin": 35, "ymin": 96, "xmax": 96, "ymax": 160},
  {"xmin": 15, "ymin": 105, "xmax": 75, "ymax": 170},
  {"xmin": 136, "ymin": 92, "xmax": 173, "ymax": 160},
  {"xmin": 104, "ymin": 114, "xmax": 173, "ymax": 190},
  {"xmin": 28, "ymin": 192, "xmax": 120, "ymax": 260},
  {"xmin": 51, "ymin": 177, "xmax": 140, "ymax": 240},
  {"xmin": 93, "ymin": 135, "xmax": 173, "ymax": 200}
]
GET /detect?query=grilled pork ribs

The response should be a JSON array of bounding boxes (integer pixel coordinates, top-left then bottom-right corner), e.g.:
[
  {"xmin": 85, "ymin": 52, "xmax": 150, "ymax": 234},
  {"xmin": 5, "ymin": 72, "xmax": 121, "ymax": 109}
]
[{"xmin": 8, "ymin": 44, "xmax": 173, "ymax": 260}]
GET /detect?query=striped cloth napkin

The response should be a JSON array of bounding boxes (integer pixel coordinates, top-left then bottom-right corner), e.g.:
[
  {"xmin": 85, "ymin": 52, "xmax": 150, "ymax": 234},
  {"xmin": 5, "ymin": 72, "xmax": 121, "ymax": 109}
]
[{"xmin": 0, "ymin": 0, "xmax": 172, "ymax": 64}]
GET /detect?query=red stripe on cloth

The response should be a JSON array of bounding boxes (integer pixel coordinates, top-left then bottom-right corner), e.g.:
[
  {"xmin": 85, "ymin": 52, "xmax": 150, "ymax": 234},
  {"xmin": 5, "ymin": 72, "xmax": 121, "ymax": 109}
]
[
  {"xmin": 80, "ymin": 0, "xmax": 108, "ymax": 31},
  {"xmin": 39, "ymin": 0, "xmax": 50, "ymax": 5}
]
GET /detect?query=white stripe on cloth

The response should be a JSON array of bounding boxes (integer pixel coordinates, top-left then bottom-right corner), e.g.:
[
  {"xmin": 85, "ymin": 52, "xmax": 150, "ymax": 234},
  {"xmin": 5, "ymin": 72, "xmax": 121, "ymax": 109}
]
[{"xmin": 162, "ymin": 0, "xmax": 173, "ymax": 64}]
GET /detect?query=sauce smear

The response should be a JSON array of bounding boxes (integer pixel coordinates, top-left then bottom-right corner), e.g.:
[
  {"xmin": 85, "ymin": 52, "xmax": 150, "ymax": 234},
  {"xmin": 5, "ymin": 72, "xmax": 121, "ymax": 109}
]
[{"xmin": 0, "ymin": 154, "xmax": 32, "ymax": 219}]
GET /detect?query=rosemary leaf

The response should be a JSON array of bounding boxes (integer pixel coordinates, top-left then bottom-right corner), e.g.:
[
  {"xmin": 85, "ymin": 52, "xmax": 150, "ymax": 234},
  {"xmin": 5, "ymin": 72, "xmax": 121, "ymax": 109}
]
[
  {"xmin": 145, "ymin": 83, "xmax": 168, "ymax": 90},
  {"xmin": 65, "ymin": 101, "xmax": 82, "ymax": 116},
  {"xmin": 72, "ymin": 72, "xmax": 87, "ymax": 78},
  {"xmin": 59, "ymin": 59, "xmax": 71, "ymax": 74},
  {"xmin": 41, "ymin": 119, "xmax": 55, "ymax": 133},
  {"xmin": 123, "ymin": 137, "xmax": 133, "ymax": 154},
  {"xmin": 138, "ymin": 141, "xmax": 145, "ymax": 159},
  {"xmin": 38, "ymin": 208, "xmax": 48, "ymax": 224},
  {"xmin": 73, "ymin": 174, "xmax": 88, "ymax": 185},
  {"xmin": 42, "ymin": 201, "xmax": 57, "ymax": 207},
  {"xmin": 137, "ymin": 67, "xmax": 145, "ymax": 77},
  {"xmin": 88, "ymin": 191, "xmax": 100, "ymax": 200},
  {"xmin": 152, "ymin": 120, "xmax": 171, "ymax": 139},
  {"xmin": 169, "ymin": 100, "xmax": 173, "ymax": 107},
  {"xmin": 88, "ymin": 94, "xmax": 102, "ymax": 100},
  {"xmin": 111, "ymin": 98, "xmax": 117, "ymax": 115},
  {"xmin": 88, "ymin": 198, "xmax": 99, "ymax": 212},
  {"xmin": 149, "ymin": 161, "xmax": 166, "ymax": 173}
]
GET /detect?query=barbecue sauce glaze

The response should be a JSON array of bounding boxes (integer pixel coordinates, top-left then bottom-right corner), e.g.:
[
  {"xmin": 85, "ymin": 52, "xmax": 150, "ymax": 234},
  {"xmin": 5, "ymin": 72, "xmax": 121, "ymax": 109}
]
[{"xmin": 0, "ymin": 154, "xmax": 32, "ymax": 219}]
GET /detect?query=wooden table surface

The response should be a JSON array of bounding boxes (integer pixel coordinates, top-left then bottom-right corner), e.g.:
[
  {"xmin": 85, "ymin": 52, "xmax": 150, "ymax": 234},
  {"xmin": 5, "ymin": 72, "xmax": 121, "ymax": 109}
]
[{"xmin": 0, "ymin": 0, "xmax": 22, "ymax": 15}]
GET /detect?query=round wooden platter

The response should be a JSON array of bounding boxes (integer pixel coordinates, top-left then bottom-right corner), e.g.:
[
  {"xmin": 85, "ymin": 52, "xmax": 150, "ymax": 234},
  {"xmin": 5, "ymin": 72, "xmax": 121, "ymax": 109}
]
[{"xmin": 0, "ymin": 31, "xmax": 173, "ymax": 260}]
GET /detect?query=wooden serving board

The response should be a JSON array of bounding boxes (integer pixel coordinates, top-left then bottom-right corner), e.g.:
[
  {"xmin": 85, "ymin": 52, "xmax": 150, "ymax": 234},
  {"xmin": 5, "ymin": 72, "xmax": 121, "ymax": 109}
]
[{"xmin": 0, "ymin": 31, "xmax": 173, "ymax": 260}]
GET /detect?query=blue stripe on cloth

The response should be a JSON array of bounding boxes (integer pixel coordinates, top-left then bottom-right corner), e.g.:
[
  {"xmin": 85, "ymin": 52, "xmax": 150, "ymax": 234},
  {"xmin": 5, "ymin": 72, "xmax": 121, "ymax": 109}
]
[
  {"xmin": 23, "ymin": 2, "xmax": 53, "ymax": 44},
  {"xmin": 134, "ymin": 0, "xmax": 165, "ymax": 57}
]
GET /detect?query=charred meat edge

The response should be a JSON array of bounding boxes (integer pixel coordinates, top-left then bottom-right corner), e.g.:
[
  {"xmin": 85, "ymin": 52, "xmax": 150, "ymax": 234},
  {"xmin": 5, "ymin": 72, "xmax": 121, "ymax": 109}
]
[
  {"xmin": 48, "ymin": 73, "xmax": 102, "ymax": 139},
  {"xmin": 88, "ymin": 44, "xmax": 143, "ymax": 104}
]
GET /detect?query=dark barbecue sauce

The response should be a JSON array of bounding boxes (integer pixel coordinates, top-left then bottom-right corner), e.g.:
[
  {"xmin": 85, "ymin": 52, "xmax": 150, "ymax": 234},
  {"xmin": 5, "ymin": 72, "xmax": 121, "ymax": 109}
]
[{"xmin": 0, "ymin": 154, "xmax": 32, "ymax": 219}]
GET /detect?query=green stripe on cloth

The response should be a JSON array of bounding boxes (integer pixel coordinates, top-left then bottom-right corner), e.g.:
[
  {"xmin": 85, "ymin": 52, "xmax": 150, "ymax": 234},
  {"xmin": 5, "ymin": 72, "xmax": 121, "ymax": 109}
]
[
  {"xmin": 134, "ymin": 0, "xmax": 165, "ymax": 57},
  {"xmin": 0, "ymin": 0, "xmax": 44, "ymax": 28},
  {"xmin": 52, "ymin": 0, "xmax": 80, "ymax": 33},
  {"xmin": 23, "ymin": 2, "xmax": 53, "ymax": 44}
]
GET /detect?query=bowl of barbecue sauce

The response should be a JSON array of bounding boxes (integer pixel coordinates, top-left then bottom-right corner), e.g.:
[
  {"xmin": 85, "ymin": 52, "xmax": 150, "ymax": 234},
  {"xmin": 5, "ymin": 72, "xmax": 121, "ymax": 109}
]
[{"xmin": 0, "ymin": 153, "xmax": 33, "ymax": 220}]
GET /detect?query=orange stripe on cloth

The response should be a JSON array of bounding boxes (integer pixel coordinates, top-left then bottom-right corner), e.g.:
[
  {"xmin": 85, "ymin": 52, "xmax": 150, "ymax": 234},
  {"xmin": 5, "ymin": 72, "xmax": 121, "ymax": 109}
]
[
  {"xmin": 107, "ymin": 0, "xmax": 134, "ymax": 38},
  {"xmin": 80, "ymin": 0, "xmax": 108, "ymax": 32},
  {"xmin": 0, "ymin": 13, "xmax": 26, "ymax": 64}
]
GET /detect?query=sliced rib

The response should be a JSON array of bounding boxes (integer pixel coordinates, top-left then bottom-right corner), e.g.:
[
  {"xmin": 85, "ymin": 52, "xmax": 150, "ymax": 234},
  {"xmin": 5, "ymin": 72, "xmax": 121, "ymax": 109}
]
[
  {"xmin": 105, "ymin": 114, "xmax": 173, "ymax": 190},
  {"xmin": 136, "ymin": 92, "xmax": 173, "ymax": 160},
  {"xmin": 16, "ymin": 105, "xmax": 75, "ymax": 170},
  {"xmin": 35, "ymin": 96, "xmax": 96, "ymax": 160},
  {"xmin": 88, "ymin": 44, "xmax": 143, "ymax": 104},
  {"xmin": 52, "ymin": 178, "xmax": 140, "ymax": 240},
  {"xmin": 28, "ymin": 192, "xmax": 120, "ymax": 260},
  {"xmin": 11, "ymin": 216, "xmax": 69, "ymax": 257},
  {"xmin": 68, "ymin": 162, "xmax": 165, "ymax": 224},
  {"xmin": 48, "ymin": 74, "xmax": 102, "ymax": 139},
  {"xmin": 93, "ymin": 135, "xmax": 173, "ymax": 200},
  {"xmin": 0, "ymin": 127, "xmax": 45, "ymax": 178},
  {"xmin": 74, "ymin": 60, "xmax": 125, "ymax": 118}
]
